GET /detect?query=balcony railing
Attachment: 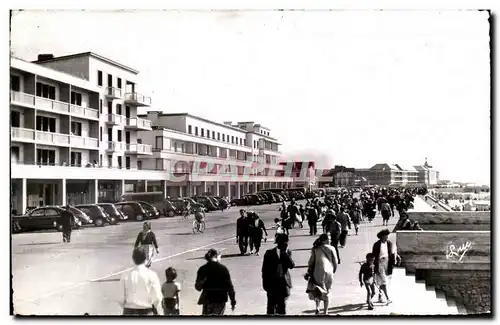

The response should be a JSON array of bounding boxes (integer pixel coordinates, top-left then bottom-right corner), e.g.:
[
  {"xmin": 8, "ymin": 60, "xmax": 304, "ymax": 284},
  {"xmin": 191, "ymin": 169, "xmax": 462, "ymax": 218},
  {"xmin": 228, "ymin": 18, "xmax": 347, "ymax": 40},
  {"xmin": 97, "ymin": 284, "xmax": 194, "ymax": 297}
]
[
  {"xmin": 70, "ymin": 136, "xmax": 99, "ymax": 150},
  {"xmin": 10, "ymin": 91, "xmax": 99, "ymax": 120},
  {"xmin": 124, "ymin": 92, "xmax": 152, "ymax": 106},
  {"xmin": 106, "ymin": 141, "xmax": 124, "ymax": 152},
  {"xmin": 125, "ymin": 143, "xmax": 153, "ymax": 155},
  {"xmin": 105, "ymin": 87, "xmax": 122, "ymax": 98},
  {"xmin": 106, "ymin": 114, "xmax": 124, "ymax": 125},
  {"xmin": 124, "ymin": 117, "xmax": 152, "ymax": 130},
  {"xmin": 11, "ymin": 127, "xmax": 35, "ymax": 141}
]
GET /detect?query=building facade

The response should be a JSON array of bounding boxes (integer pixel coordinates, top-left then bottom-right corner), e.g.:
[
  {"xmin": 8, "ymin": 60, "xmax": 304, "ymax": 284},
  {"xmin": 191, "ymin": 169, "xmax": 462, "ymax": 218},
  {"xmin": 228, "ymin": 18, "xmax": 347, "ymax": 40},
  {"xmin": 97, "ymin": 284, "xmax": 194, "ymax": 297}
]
[
  {"xmin": 136, "ymin": 112, "xmax": 293, "ymax": 198},
  {"xmin": 414, "ymin": 159, "xmax": 439, "ymax": 186},
  {"xmin": 10, "ymin": 54, "xmax": 293, "ymax": 215}
]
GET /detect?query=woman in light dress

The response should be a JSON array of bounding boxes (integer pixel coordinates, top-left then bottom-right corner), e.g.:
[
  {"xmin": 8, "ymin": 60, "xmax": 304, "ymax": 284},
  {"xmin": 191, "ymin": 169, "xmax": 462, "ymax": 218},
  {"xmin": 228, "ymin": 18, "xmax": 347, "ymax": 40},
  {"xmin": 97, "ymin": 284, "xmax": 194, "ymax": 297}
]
[
  {"xmin": 305, "ymin": 233, "xmax": 338, "ymax": 314},
  {"xmin": 134, "ymin": 222, "xmax": 159, "ymax": 267},
  {"xmin": 372, "ymin": 229, "xmax": 400, "ymax": 305}
]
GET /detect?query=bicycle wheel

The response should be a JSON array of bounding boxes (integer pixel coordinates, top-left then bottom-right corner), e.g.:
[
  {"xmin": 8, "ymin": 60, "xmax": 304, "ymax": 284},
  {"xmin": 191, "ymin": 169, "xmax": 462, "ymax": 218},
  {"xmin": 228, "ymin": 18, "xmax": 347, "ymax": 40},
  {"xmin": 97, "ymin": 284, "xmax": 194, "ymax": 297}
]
[
  {"xmin": 199, "ymin": 221, "xmax": 206, "ymax": 233},
  {"xmin": 192, "ymin": 220, "xmax": 200, "ymax": 234}
]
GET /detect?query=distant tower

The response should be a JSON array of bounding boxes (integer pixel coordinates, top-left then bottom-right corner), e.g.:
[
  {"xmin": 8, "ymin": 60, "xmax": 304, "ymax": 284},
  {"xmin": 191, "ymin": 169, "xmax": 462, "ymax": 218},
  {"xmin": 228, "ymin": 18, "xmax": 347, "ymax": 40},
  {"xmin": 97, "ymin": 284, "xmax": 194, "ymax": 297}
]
[{"xmin": 424, "ymin": 157, "xmax": 433, "ymax": 169}]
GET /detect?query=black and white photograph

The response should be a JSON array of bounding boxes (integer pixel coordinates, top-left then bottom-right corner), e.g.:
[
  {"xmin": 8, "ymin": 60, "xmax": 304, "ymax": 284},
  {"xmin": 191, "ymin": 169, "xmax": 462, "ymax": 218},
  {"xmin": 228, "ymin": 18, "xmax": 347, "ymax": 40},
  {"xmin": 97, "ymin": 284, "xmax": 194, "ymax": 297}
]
[{"xmin": 8, "ymin": 7, "xmax": 492, "ymax": 317}]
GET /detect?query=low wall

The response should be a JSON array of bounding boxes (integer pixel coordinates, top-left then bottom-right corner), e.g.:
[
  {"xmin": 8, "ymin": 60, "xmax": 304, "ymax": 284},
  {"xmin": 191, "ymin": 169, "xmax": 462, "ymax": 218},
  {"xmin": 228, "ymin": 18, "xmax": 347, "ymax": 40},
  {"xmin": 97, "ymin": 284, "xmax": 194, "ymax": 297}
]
[
  {"xmin": 397, "ymin": 230, "xmax": 491, "ymax": 314},
  {"xmin": 407, "ymin": 211, "xmax": 490, "ymax": 231}
]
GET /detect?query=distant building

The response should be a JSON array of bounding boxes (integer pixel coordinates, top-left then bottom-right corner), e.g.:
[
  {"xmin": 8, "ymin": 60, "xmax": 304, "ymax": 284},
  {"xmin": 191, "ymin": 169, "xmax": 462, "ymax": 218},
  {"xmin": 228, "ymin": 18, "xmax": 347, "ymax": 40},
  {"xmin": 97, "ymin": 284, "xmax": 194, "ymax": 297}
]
[
  {"xmin": 355, "ymin": 163, "xmax": 419, "ymax": 187},
  {"xmin": 414, "ymin": 158, "xmax": 439, "ymax": 186}
]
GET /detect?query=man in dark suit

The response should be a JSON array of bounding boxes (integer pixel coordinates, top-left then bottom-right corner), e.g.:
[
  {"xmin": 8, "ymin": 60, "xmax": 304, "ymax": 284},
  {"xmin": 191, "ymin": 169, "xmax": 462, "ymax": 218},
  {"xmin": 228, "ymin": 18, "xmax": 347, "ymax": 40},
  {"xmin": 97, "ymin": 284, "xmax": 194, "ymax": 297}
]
[
  {"xmin": 261, "ymin": 234, "xmax": 295, "ymax": 315},
  {"xmin": 248, "ymin": 212, "xmax": 268, "ymax": 256},
  {"xmin": 236, "ymin": 209, "xmax": 250, "ymax": 255},
  {"xmin": 58, "ymin": 206, "xmax": 75, "ymax": 243}
]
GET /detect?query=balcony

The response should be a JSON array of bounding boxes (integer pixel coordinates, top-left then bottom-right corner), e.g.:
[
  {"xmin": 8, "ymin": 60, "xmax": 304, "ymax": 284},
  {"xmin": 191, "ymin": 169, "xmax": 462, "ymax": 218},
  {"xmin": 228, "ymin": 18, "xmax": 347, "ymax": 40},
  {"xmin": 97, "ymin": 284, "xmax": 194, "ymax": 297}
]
[
  {"xmin": 105, "ymin": 87, "xmax": 122, "ymax": 99},
  {"xmin": 70, "ymin": 105, "xmax": 99, "ymax": 120},
  {"xmin": 106, "ymin": 141, "xmax": 124, "ymax": 152},
  {"xmin": 106, "ymin": 114, "xmax": 124, "ymax": 125},
  {"xmin": 124, "ymin": 92, "xmax": 151, "ymax": 107},
  {"xmin": 11, "ymin": 127, "xmax": 71, "ymax": 146},
  {"xmin": 124, "ymin": 117, "xmax": 152, "ymax": 130},
  {"xmin": 10, "ymin": 91, "xmax": 99, "ymax": 121},
  {"xmin": 124, "ymin": 143, "xmax": 153, "ymax": 155},
  {"xmin": 70, "ymin": 136, "xmax": 99, "ymax": 150},
  {"xmin": 11, "ymin": 127, "xmax": 35, "ymax": 142}
]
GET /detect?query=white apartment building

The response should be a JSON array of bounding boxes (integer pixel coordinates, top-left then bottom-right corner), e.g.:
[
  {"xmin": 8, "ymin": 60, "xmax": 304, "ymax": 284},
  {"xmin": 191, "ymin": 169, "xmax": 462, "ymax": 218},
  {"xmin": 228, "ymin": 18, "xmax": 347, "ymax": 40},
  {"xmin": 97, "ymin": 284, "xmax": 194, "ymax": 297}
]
[
  {"xmin": 10, "ymin": 52, "xmax": 293, "ymax": 215},
  {"xmin": 137, "ymin": 112, "xmax": 293, "ymax": 198}
]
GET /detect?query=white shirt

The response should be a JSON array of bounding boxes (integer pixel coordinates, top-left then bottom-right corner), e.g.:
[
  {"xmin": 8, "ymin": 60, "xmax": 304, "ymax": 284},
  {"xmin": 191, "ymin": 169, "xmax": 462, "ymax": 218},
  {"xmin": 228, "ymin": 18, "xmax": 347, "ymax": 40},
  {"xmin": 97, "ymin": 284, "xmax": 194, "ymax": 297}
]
[
  {"xmin": 379, "ymin": 241, "xmax": 396, "ymax": 258},
  {"xmin": 119, "ymin": 264, "xmax": 163, "ymax": 311}
]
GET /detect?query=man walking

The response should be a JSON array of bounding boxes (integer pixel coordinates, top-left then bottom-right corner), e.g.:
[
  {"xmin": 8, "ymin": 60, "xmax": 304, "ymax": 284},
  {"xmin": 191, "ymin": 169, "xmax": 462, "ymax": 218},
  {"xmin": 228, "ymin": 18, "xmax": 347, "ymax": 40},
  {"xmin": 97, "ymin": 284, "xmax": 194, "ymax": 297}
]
[
  {"xmin": 336, "ymin": 207, "xmax": 352, "ymax": 248},
  {"xmin": 119, "ymin": 248, "xmax": 163, "ymax": 315},
  {"xmin": 58, "ymin": 206, "xmax": 75, "ymax": 243},
  {"xmin": 236, "ymin": 209, "xmax": 250, "ymax": 255},
  {"xmin": 249, "ymin": 212, "xmax": 268, "ymax": 256},
  {"xmin": 306, "ymin": 204, "xmax": 319, "ymax": 236},
  {"xmin": 262, "ymin": 234, "xmax": 295, "ymax": 315}
]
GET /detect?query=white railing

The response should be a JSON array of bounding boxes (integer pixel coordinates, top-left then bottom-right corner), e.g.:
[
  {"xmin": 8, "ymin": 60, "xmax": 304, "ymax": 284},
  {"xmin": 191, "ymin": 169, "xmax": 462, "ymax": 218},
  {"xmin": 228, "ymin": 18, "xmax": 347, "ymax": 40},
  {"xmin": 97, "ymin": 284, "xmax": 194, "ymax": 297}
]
[
  {"xmin": 105, "ymin": 87, "xmax": 122, "ymax": 98},
  {"xmin": 84, "ymin": 108, "xmax": 99, "ymax": 119},
  {"xmin": 34, "ymin": 97, "xmax": 70, "ymax": 114},
  {"xmin": 11, "ymin": 127, "xmax": 35, "ymax": 141},
  {"xmin": 70, "ymin": 105, "xmax": 99, "ymax": 120},
  {"xmin": 107, "ymin": 141, "xmax": 124, "ymax": 152},
  {"xmin": 125, "ymin": 143, "xmax": 153, "ymax": 154},
  {"xmin": 35, "ymin": 131, "xmax": 70, "ymax": 145},
  {"xmin": 125, "ymin": 117, "xmax": 152, "ymax": 129},
  {"xmin": 70, "ymin": 136, "xmax": 99, "ymax": 149},
  {"xmin": 124, "ymin": 92, "xmax": 152, "ymax": 106},
  {"xmin": 70, "ymin": 105, "xmax": 84, "ymax": 116},
  {"xmin": 107, "ymin": 114, "xmax": 124, "ymax": 124},
  {"xmin": 10, "ymin": 91, "xmax": 35, "ymax": 106}
]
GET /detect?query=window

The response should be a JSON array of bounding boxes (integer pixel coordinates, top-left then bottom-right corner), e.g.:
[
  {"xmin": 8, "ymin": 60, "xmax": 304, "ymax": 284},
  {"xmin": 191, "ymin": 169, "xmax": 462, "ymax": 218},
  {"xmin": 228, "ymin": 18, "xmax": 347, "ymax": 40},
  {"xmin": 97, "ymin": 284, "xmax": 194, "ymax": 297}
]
[
  {"xmin": 100, "ymin": 127, "xmax": 103, "ymax": 141},
  {"xmin": 10, "ymin": 75, "xmax": 20, "ymax": 91},
  {"xmin": 98, "ymin": 70, "xmax": 103, "ymax": 86},
  {"xmin": 70, "ymin": 91, "xmax": 82, "ymax": 106},
  {"xmin": 117, "ymin": 130, "xmax": 122, "ymax": 142},
  {"xmin": 99, "ymin": 99, "xmax": 103, "ymax": 113},
  {"xmin": 212, "ymin": 131, "xmax": 215, "ymax": 139},
  {"xmin": 99, "ymin": 154, "xmax": 103, "ymax": 166},
  {"xmin": 108, "ymin": 74, "xmax": 113, "ymax": 87},
  {"xmin": 36, "ymin": 116, "xmax": 56, "ymax": 132},
  {"xmin": 217, "ymin": 132, "xmax": 220, "ymax": 141},
  {"xmin": 116, "ymin": 104, "xmax": 122, "ymax": 115},
  {"xmin": 201, "ymin": 128, "xmax": 204, "ymax": 137},
  {"xmin": 156, "ymin": 159, "xmax": 163, "ymax": 170},
  {"xmin": 36, "ymin": 149, "xmax": 56, "ymax": 165},
  {"xmin": 188, "ymin": 125, "xmax": 192, "ymax": 134},
  {"xmin": 107, "ymin": 101, "xmax": 112, "ymax": 114},
  {"xmin": 231, "ymin": 136, "xmax": 234, "ymax": 144},
  {"xmin": 107, "ymin": 155, "xmax": 112, "ymax": 168},
  {"xmin": 71, "ymin": 121, "xmax": 82, "ymax": 136},
  {"xmin": 240, "ymin": 138, "xmax": 243, "ymax": 145},
  {"xmin": 36, "ymin": 82, "xmax": 56, "ymax": 100},
  {"xmin": 71, "ymin": 152, "xmax": 82, "ymax": 167},
  {"xmin": 125, "ymin": 156, "xmax": 130, "ymax": 169},
  {"xmin": 117, "ymin": 78, "xmax": 122, "ymax": 89},
  {"xmin": 137, "ymin": 160, "xmax": 142, "ymax": 170},
  {"xmin": 195, "ymin": 127, "xmax": 198, "ymax": 136},
  {"xmin": 155, "ymin": 136, "xmax": 163, "ymax": 150},
  {"xmin": 11, "ymin": 111, "xmax": 20, "ymax": 128},
  {"xmin": 227, "ymin": 135, "xmax": 230, "ymax": 143},
  {"xmin": 244, "ymin": 139, "xmax": 247, "ymax": 146},
  {"xmin": 117, "ymin": 156, "xmax": 122, "ymax": 169},
  {"xmin": 30, "ymin": 209, "xmax": 45, "ymax": 217},
  {"xmin": 222, "ymin": 134, "xmax": 225, "ymax": 142},
  {"xmin": 11, "ymin": 146, "xmax": 19, "ymax": 163}
]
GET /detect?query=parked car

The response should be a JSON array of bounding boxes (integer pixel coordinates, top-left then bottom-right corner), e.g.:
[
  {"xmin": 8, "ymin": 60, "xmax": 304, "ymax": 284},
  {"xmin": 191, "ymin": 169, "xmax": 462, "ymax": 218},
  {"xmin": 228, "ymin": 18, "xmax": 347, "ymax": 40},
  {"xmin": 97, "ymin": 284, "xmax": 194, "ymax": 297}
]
[
  {"xmin": 98, "ymin": 203, "xmax": 126, "ymax": 223},
  {"xmin": 181, "ymin": 197, "xmax": 206, "ymax": 211},
  {"xmin": 207, "ymin": 196, "xmax": 220, "ymax": 208},
  {"xmin": 75, "ymin": 204, "xmax": 114, "ymax": 226},
  {"xmin": 246, "ymin": 194, "xmax": 263, "ymax": 205},
  {"xmin": 114, "ymin": 201, "xmax": 152, "ymax": 221},
  {"xmin": 12, "ymin": 206, "xmax": 78, "ymax": 233},
  {"xmin": 162, "ymin": 200, "xmax": 177, "ymax": 217},
  {"xmin": 66, "ymin": 206, "xmax": 92, "ymax": 226},
  {"xmin": 273, "ymin": 193, "xmax": 285, "ymax": 202},
  {"xmin": 214, "ymin": 196, "xmax": 230, "ymax": 207},
  {"xmin": 230, "ymin": 197, "xmax": 248, "ymax": 207},
  {"xmin": 258, "ymin": 192, "xmax": 277, "ymax": 204},
  {"xmin": 137, "ymin": 201, "xmax": 161, "ymax": 219},
  {"xmin": 254, "ymin": 193, "xmax": 270, "ymax": 204},
  {"xmin": 193, "ymin": 196, "xmax": 218, "ymax": 211}
]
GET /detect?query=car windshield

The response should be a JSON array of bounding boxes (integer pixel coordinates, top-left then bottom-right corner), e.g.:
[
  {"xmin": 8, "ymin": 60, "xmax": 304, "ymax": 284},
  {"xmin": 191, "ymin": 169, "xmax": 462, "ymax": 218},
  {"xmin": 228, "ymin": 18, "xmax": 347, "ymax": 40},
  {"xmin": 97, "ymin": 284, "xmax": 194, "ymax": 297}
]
[
  {"xmin": 139, "ymin": 202, "xmax": 156, "ymax": 211},
  {"xmin": 101, "ymin": 204, "xmax": 119, "ymax": 215}
]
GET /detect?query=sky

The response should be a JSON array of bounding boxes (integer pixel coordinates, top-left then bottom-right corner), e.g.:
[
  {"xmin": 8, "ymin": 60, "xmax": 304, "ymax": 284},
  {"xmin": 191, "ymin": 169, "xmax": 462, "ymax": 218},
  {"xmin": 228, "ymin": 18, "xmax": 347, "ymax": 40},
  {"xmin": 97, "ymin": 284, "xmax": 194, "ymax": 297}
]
[{"xmin": 10, "ymin": 10, "xmax": 491, "ymax": 185}]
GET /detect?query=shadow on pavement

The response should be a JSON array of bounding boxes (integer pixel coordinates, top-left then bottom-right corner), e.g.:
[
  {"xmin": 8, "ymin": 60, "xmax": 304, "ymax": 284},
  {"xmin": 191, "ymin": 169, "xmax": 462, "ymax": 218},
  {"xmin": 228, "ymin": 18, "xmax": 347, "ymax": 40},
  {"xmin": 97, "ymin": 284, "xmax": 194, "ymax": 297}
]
[
  {"xmin": 91, "ymin": 278, "xmax": 121, "ymax": 283},
  {"xmin": 186, "ymin": 253, "xmax": 249, "ymax": 261},
  {"xmin": 303, "ymin": 303, "xmax": 366, "ymax": 315},
  {"xmin": 290, "ymin": 234, "xmax": 315, "ymax": 238},
  {"xmin": 293, "ymin": 265, "xmax": 309, "ymax": 269},
  {"xmin": 169, "ymin": 232, "xmax": 195, "ymax": 236},
  {"xmin": 292, "ymin": 248, "xmax": 313, "ymax": 252},
  {"xmin": 20, "ymin": 242, "xmax": 61, "ymax": 246}
]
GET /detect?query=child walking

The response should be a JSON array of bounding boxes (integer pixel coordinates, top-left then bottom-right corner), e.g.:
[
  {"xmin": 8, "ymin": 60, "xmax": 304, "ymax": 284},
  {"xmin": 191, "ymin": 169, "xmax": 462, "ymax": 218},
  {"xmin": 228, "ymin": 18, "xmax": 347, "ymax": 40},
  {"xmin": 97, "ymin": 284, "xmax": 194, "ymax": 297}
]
[
  {"xmin": 359, "ymin": 253, "xmax": 376, "ymax": 310},
  {"xmin": 162, "ymin": 267, "xmax": 181, "ymax": 315}
]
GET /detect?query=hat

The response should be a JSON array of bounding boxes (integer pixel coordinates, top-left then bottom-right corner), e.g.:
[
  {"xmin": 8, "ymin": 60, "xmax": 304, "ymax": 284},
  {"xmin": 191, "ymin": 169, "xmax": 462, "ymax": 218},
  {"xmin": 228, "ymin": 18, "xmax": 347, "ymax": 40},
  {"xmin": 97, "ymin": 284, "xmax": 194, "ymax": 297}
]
[
  {"xmin": 239, "ymin": 209, "xmax": 246, "ymax": 213},
  {"xmin": 377, "ymin": 229, "xmax": 391, "ymax": 239}
]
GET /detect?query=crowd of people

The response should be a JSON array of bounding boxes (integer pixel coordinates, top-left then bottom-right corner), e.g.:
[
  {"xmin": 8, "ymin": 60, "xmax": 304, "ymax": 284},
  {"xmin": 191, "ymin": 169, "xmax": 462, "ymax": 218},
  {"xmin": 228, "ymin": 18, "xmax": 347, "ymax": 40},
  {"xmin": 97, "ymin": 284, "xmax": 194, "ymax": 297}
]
[{"xmin": 118, "ymin": 186, "xmax": 427, "ymax": 316}]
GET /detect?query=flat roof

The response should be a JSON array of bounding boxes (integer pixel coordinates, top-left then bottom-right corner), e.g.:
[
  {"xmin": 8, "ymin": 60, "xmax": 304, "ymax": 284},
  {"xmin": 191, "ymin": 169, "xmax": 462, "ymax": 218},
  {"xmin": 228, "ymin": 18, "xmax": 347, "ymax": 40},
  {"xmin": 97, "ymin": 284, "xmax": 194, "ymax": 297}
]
[{"xmin": 32, "ymin": 51, "xmax": 139, "ymax": 74}]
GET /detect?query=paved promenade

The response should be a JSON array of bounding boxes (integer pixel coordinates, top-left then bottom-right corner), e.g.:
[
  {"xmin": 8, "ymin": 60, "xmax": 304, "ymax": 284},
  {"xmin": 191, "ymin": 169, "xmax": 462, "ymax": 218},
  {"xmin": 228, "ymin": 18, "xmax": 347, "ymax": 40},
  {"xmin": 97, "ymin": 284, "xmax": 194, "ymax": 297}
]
[{"xmin": 13, "ymin": 200, "xmax": 421, "ymax": 316}]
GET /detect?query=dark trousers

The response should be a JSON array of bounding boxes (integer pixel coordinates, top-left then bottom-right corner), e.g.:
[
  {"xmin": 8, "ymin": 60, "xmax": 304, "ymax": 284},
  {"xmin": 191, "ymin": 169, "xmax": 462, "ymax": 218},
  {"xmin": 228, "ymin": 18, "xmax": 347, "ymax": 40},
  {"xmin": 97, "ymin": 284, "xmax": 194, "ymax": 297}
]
[
  {"xmin": 330, "ymin": 236, "xmax": 341, "ymax": 263},
  {"xmin": 62, "ymin": 228, "xmax": 72, "ymax": 242},
  {"xmin": 123, "ymin": 308, "xmax": 154, "ymax": 316},
  {"xmin": 202, "ymin": 302, "xmax": 226, "ymax": 315},
  {"xmin": 339, "ymin": 230, "xmax": 348, "ymax": 247},
  {"xmin": 266, "ymin": 292, "xmax": 287, "ymax": 315},
  {"xmin": 238, "ymin": 236, "xmax": 249, "ymax": 254},
  {"xmin": 308, "ymin": 220, "xmax": 317, "ymax": 235},
  {"xmin": 249, "ymin": 236, "xmax": 262, "ymax": 253}
]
